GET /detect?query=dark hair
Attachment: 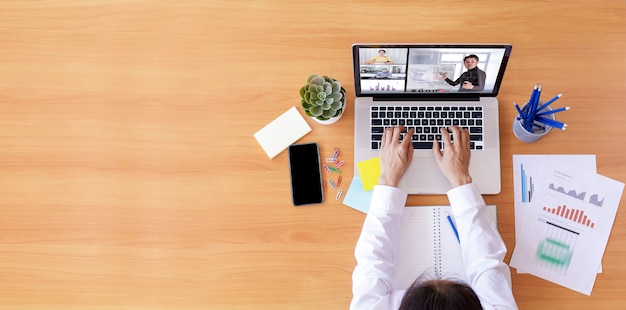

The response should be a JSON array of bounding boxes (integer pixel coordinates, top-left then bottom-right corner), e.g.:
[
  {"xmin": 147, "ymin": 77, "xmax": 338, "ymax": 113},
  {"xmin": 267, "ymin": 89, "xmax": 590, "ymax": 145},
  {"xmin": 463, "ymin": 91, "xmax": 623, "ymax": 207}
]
[
  {"xmin": 464, "ymin": 54, "xmax": 479, "ymax": 62},
  {"xmin": 379, "ymin": 49, "xmax": 386, "ymax": 53},
  {"xmin": 399, "ymin": 278, "xmax": 482, "ymax": 310}
]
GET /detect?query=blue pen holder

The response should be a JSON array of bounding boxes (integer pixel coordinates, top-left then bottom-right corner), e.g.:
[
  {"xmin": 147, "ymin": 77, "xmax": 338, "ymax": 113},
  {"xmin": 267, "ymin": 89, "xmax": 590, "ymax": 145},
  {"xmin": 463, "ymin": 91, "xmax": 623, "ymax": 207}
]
[{"xmin": 512, "ymin": 102, "xmax": 554, "ymax": 143}]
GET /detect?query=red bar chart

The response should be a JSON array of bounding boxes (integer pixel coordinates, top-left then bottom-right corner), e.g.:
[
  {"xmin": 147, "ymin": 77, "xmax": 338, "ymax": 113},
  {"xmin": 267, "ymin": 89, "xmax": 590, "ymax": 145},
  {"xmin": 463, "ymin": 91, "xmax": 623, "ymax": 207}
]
[{"xmin": 543, "ymin": 205, "xmax": 595, "ymax": 228}]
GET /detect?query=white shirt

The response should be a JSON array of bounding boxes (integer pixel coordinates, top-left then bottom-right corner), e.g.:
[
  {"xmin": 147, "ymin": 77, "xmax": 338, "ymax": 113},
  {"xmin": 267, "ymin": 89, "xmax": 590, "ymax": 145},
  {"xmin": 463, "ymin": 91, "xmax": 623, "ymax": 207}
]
[{"xmin": 351, "ymin": 183, "xmax": 518, "ymax": 310}]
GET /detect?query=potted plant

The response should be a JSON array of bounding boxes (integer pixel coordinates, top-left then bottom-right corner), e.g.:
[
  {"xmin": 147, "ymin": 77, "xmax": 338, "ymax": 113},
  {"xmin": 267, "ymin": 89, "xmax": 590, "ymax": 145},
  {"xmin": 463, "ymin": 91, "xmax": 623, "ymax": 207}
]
[{"xmin": 299, "ymin": 74, "xmax": 346, "ymax": 125}]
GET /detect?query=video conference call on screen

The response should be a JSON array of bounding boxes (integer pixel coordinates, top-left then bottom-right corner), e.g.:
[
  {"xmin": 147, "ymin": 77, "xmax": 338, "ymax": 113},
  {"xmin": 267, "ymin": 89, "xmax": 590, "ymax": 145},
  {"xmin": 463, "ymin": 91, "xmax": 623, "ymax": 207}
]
[{"xmin": 356, "ymin": 46, "xmax": 508, "ymax": 95}]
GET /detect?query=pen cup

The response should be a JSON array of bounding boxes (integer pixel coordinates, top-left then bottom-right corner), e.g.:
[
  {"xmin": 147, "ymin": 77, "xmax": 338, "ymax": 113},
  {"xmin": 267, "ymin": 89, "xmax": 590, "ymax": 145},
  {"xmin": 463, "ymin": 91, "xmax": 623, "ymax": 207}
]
[{"xmin": 512, "ymin": 102, "xmax": 555, "ymax": 143}]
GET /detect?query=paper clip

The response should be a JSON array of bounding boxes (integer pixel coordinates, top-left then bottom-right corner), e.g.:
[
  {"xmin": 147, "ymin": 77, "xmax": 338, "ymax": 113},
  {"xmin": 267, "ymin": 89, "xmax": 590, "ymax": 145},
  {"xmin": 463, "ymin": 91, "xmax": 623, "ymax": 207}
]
[
  {"xmin": 336, "ymin": 175, "xmax": 342, "ymax": 187},
  {"xmin": 326, "ymin": 158, "xmax": 338, "ymax": 162},
  {"xmin": 328, "ymin": 166, "xmax": 342, "ymax": 174},
  {"xmin": 322, "ymin": 164, "xmax": 332, "ymax": 174},
  {"xmin": 329, "ymin": 179, "xmax": 337, "ymax": 190},
  {"xmin": 333, "ymin": 147, "xmax": 341, "ymax": 158},
  {"xmin": 336, "ymin": 189, "xmax": 343, "ymax": 200},
  {"xmin": 335, "ymin": 160, "xmax": 344, "ymax": 168}
]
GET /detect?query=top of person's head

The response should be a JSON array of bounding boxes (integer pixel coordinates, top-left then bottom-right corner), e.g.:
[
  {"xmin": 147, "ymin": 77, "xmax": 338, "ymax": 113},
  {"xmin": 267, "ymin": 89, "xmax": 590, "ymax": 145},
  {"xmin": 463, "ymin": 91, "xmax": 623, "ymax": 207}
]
[
  {"xmin": 382, "ymin": 68, "xmax": 388, "ymax": 71},
  {"xmin": 379, "ymin": 49, "xmax": 386, "ymax": 53},
  {"xmin": 464, "ymin": 54, "xmax": 479, "ymax": 62},
  {"xmin": 399, "ymin": 278, "xmax": 482, "ymax": 310}
]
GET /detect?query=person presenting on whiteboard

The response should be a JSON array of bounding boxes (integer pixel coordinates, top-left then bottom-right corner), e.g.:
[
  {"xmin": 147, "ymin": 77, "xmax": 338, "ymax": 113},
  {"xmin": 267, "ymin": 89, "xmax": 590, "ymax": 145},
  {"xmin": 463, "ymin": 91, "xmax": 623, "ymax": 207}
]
[
  {"xmin": 440, "ymin": 54, "xmax": 486, "ymax": 91},
  {"xmin": 350, "ymin": 126, "xmax": 518, "ymax": 310}
]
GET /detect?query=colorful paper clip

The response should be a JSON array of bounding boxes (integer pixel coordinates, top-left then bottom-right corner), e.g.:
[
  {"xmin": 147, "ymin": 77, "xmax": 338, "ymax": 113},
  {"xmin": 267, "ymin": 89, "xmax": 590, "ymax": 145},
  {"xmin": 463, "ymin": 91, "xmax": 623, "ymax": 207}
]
[
  {"xmin": 328, "ymin": 166, "xmax": 342, "ymax": 174},
  {"xmin": 336, "ymin": 189, "xmax": 343, "ymax": 200},
  {"xmin": 328, "ymin": 179, "xmax": 337, "ymax": 190}
]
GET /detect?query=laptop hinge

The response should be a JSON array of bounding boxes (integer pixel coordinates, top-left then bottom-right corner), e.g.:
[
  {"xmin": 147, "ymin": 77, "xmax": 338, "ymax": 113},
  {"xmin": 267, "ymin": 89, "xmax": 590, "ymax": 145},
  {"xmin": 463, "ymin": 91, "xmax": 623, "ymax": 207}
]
[{"xmin": 372, "ymin": 94, "xmax": 481, "ymax": 101}]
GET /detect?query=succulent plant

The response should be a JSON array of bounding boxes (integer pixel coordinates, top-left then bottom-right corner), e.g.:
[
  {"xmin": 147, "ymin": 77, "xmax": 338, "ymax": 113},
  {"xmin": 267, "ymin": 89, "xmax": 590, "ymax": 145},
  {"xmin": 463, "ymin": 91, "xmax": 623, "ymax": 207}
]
[{"xmin": 299, "ymin": 74, "xmax": 346, "ymax": 121}]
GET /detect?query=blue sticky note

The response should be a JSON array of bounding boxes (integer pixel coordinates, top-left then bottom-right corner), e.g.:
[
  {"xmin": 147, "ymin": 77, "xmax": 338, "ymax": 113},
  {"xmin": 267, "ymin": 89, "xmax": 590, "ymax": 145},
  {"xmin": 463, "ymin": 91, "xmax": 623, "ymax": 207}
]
[{"xmin": 342, "ymin": 176, "xmax": 373, "ymax": 214}]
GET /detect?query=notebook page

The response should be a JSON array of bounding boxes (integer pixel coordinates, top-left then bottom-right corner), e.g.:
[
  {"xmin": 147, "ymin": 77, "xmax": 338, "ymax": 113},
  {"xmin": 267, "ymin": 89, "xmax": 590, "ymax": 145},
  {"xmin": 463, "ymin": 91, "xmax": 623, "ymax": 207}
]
[
  {"xmin": 439, "ymin": 205, "xmax": 497, "ymax": 283},
  {"xmin": 391, "ymin": 206, "xmax": 437, "ymax": 290},
  {"xmin": 438, "ymin": 207, "xmax": 469, "ymax": 282},
  {"xmin": 392, "ymin": 205, "xmax": 498, "ymax": 290}
]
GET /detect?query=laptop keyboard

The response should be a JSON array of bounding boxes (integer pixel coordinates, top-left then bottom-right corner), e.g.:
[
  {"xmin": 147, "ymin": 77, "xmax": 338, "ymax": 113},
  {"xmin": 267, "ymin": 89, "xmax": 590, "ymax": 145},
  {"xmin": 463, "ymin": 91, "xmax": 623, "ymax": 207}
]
[{"xmin": 370, "ymin": 105, "xmax": 484, "ymax": 150}]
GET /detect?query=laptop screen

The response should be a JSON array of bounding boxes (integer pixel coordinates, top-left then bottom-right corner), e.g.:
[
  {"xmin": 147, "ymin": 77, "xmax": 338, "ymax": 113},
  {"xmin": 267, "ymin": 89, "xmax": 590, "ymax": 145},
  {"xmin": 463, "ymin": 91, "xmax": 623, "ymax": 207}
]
[{"xmin": 352, "ymin": 44, "xmax": 512, "ymax": 99}]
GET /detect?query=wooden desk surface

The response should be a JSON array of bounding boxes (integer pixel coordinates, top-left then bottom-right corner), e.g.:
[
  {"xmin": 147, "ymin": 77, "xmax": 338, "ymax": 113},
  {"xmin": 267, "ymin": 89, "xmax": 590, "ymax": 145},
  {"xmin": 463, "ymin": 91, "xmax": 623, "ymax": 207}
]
[{"xmin": 1, "ymin": 1, "xmax": 625, "ymax": 308}]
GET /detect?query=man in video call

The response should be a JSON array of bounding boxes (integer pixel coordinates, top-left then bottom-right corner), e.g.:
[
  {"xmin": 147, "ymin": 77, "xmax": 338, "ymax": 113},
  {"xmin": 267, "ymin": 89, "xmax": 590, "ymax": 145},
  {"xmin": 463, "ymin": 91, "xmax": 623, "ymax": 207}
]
[
  {"xmin": 375, "ymin": 68, "xmax": 392, "ymax": 79},
  {"xmin": 440, "ymin": 54, "xmax": 485, "ymax": 91}
]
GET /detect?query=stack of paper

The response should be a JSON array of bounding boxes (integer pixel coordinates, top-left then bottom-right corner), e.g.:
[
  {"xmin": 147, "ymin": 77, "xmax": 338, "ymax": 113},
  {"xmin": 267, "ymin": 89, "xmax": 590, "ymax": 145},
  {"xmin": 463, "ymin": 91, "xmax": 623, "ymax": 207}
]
[{"xmin": 510, "ymin": 155, "xmax": 624, "ymax": 295}]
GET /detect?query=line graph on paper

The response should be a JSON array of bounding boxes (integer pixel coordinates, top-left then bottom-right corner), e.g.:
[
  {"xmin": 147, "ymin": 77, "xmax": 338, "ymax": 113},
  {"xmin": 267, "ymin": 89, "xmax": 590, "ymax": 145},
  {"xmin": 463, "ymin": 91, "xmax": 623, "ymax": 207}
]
[{"xmin": 548, "ymin": 182, "xmax": 606, "ymax": 207}]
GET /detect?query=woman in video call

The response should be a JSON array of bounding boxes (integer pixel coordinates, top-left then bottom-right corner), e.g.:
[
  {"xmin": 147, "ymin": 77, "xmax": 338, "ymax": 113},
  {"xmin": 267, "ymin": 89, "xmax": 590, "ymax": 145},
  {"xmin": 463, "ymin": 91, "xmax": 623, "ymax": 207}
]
[{"xmin": 366, "ymin": 49, "xmax": 395, "ymax": 64}]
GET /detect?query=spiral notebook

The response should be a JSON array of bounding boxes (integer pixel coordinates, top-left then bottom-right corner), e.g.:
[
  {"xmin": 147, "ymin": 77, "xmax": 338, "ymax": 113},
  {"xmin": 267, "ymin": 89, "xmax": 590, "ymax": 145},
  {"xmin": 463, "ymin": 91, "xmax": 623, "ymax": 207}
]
[{"xmin": 391, "ymin": 205, "xmax": 497, "ymax": 290}]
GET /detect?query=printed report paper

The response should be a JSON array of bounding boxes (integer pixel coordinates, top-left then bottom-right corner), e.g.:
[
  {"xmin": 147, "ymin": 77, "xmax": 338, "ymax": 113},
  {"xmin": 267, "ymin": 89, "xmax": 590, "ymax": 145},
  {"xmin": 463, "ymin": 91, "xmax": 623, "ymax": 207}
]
[{"xmin": 510, "ymin": 156, "xmax": 623, "ymax": 295}]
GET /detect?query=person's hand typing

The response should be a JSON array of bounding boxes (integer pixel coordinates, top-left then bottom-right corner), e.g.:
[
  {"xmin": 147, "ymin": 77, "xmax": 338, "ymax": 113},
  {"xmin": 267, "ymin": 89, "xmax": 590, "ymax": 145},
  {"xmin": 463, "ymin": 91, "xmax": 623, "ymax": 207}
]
[
  {"xmin": 432, "ymin": 126, "xmax": 473, "ymax": 188},
  {"xmin": 378, "ymin": 127, "xmax": 414, "ymax": 187}
]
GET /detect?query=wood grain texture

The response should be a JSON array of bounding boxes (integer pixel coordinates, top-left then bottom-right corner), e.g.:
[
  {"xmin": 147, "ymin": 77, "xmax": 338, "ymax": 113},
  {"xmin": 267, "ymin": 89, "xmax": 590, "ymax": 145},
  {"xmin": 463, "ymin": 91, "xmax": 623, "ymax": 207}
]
[{"xmin": 0, "ymin": 0, "xmax": 625, "ymax": 308}]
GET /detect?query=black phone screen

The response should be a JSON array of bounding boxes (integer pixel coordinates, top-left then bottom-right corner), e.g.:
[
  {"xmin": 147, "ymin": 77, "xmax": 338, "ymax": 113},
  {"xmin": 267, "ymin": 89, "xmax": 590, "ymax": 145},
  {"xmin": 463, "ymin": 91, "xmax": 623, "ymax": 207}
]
[{"xmin": 288, "ymin": 143, "xmax": 324, "ymax": 206}]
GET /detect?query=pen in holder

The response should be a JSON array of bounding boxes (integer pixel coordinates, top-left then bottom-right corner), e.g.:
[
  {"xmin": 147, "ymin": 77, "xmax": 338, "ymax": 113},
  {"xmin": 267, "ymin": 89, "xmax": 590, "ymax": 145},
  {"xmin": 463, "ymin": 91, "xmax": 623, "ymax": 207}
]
[
  {"xmin": 512, "ymin": 84, "xmax": 568, "ymax": 143},
  {"xmin": 512, "ymin": 102, "xmax": 554, "ymax": 143}
]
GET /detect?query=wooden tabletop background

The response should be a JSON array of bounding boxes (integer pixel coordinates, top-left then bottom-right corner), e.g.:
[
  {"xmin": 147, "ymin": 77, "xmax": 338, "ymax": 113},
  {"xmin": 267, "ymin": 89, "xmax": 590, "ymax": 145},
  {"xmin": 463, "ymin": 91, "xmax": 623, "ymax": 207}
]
[{"xmin": 1, "ymin": 1, "xmax": 625, "ymax": 309}]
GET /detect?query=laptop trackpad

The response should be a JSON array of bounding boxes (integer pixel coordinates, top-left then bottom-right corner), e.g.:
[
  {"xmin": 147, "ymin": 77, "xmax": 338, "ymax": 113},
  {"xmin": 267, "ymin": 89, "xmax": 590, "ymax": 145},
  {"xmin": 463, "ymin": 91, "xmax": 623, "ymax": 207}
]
[{"xmin": 401, "ymin": 157, "xmax": 451, "ymax": 194}]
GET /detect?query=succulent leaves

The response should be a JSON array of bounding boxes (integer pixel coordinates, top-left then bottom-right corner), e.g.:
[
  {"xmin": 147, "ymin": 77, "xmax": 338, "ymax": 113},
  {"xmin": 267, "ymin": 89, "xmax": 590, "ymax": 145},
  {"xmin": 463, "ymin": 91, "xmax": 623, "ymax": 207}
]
[{"xmin": 300, "ymin": 74, "xmax": 345, "ymax": 120}]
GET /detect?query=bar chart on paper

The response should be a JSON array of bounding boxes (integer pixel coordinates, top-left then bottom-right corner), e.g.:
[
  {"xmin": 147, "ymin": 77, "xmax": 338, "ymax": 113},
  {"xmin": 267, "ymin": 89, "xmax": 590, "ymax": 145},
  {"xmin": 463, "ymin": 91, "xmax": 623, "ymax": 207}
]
[
  {"xmin": 513, "ymin": 155, "xmax": 596, "ymax": 206},
  {"xmin": 530, "ymin": 176, "xmax": 605, "ymax": 276},
  {"xmin": 527, "ymin": 165, "xmax": 606, "ymax": 276},
  {"xmin": 542, "ymin": 205, "xmax": 596, "ymax": 228},
  {"xmin": 519, "ymin": 163, "xmax": 535, "ymax": 203},
  {"xmin": 534, "ymin": 199, "xmax": 599, "ymax": 275}
]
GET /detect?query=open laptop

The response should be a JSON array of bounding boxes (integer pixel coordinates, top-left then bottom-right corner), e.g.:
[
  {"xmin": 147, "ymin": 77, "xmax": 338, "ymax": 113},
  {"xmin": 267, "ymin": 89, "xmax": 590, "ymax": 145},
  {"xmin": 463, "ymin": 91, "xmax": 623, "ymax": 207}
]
[{"xmin": 353, "ymin": 43, "xmax": 512, "ymax": 194}]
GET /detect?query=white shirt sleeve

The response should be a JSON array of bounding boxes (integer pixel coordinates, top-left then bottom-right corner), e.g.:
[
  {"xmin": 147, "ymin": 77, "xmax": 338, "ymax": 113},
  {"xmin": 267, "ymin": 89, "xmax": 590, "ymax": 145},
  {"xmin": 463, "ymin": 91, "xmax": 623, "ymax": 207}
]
[
  {"xmin": 448, "ymin": 183, "xmax": 518, "ymax": 310},
  {"xmin": 350, "ymin": 183, "xmax": 518, "ymax": 310},
  {"xmin": 350, "ymin": 185, "xmax": 407, "ymax": 310}
]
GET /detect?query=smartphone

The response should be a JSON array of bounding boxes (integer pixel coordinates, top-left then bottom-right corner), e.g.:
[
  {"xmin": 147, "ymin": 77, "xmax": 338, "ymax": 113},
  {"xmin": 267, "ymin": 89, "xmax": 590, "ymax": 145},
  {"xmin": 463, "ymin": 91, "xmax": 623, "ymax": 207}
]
[{"xmin": 288, "ymin": 143, "xmax": 324, "ymax": 206}]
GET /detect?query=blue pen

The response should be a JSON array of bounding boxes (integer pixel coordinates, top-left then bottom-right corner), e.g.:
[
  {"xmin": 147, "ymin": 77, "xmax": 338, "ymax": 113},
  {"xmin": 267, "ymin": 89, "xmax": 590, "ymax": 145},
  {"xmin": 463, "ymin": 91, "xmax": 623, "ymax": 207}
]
[
  {"xmin": 513, "ymin": 101, "xmax": 524, "ymax": 117},
  {"xmin": 536, "ymin": 93, "xmax": 562, "ymax": 112},
  {"xmin": 525, "ymin": 84, "xmax": 538, "ymax": 119},
  {"xmin": 536, "ymin": 116, "xmax": 567, "ymax": 130},
  {"xmin": 536, "ymin": 106, "xmax": 570, "ymax": 117},
  {"xmin": 527, "ymin": 84, "xmax": 538, "ymax": 111},
  {"xmin": 528, "ymin": 83, "xmax": 542, "ymax": 123},
  {"xmin": 446, "ymin": 214, "xmax": 460, "ymax": 243}
]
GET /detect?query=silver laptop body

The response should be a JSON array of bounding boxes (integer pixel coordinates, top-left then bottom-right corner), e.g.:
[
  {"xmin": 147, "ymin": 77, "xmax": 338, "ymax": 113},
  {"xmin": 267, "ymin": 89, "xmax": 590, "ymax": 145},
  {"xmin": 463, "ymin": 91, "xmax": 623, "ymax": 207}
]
[{"xmin": 352, "ymin": 44, "xmax": 512, "ymax": 194}]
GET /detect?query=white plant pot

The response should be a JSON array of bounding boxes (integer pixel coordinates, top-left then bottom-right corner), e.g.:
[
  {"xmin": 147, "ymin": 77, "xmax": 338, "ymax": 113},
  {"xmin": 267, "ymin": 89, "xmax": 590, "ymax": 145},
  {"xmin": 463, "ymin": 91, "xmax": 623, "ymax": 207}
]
[{"xmin": 310, "ymin": 102, "xmax": 347, "ymax": 125}]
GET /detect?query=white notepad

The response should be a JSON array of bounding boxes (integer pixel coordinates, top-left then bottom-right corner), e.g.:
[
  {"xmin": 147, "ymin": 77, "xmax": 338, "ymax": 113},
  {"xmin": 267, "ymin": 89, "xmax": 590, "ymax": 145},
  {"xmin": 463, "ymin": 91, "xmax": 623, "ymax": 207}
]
[
  {"xmin": 254, "ymin": 107, "xmax": 311, "ymax": 159},
  {"xmin": 391, "ymin": 205, "xmax": 497, "ymax": 290}
]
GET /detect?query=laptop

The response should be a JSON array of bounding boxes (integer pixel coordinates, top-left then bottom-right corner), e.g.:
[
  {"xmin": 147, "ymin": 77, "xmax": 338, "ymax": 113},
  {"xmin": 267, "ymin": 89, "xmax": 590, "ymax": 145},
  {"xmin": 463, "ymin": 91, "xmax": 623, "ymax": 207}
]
[{"xmin": 352, "ymin": 43, "xmax": 512, "ymax": 194}]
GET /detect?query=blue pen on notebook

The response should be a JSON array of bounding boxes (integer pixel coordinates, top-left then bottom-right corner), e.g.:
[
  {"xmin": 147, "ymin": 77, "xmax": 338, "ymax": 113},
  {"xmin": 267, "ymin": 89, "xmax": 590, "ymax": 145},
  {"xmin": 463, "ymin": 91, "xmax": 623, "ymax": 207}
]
[{"xmin": 446, "ymin": 213, "xmax": 460, "ymax": 243}]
